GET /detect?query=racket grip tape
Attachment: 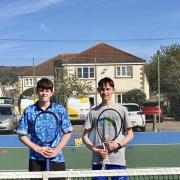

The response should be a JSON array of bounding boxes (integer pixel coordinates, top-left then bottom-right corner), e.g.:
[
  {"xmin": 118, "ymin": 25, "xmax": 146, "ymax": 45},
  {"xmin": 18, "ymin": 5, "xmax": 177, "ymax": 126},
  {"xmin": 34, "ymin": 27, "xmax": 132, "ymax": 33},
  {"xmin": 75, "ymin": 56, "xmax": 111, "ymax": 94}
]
[
  {"xmin": 46, "ymin": 159, "xmax": 50, "ymax": 171},
  {"xmin": 102, "ymin": 143, "xmax": 106, "ymax": 150},
  {"xmin": 117, "ymin": 142, "xmax": 122, "ymax": 149}
]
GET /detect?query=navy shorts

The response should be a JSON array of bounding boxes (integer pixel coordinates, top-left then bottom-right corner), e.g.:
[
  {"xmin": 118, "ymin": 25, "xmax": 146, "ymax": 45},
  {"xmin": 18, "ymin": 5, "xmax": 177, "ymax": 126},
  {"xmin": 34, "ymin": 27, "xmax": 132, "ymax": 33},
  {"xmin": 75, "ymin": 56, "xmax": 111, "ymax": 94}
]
[
  {"xmin": 29, "ymin": 159, "xmax": 65, "ymax": 171},
  {"xmin": 92, "ymin": 164, "xmax": 128, "ymax": 180},
  {"xmin": 29, "ymin": 159, "xmax": 65, "ymax": 180}
]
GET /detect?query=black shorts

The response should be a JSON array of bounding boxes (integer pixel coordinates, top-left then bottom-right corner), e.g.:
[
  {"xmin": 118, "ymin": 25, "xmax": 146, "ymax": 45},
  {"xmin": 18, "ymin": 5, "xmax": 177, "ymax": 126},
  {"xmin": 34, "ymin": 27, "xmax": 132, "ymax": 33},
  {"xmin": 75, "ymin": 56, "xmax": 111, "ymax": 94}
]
[{"xmin": 29, "ymin": 159, "xmax": 66, "ymax": 180}]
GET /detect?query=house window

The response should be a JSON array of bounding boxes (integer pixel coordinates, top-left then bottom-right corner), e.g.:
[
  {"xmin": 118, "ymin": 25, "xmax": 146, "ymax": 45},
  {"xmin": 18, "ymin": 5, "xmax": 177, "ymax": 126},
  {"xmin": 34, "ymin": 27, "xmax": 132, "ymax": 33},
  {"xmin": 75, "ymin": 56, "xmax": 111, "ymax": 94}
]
[
  {"xmin": 89, "ymin": 96, "xmax": 95, "ymax": 108},
  {"xmin": 117, "ymin": 94, "xmax": 122, "ymax": 103},
  {"xmin": 55, "ymin": 68, "xmax": 62, "ymax": 80},
  {"xmin": 24, "ymin": 78, "xmax": 33, "ymax": 86},
  {"xmin": 116, "ymin": 66, "xmax": 132, "ymax": 77},
  {"xmin": 77, "ymin": 67, "xmax": 95, "ymax": 79}
]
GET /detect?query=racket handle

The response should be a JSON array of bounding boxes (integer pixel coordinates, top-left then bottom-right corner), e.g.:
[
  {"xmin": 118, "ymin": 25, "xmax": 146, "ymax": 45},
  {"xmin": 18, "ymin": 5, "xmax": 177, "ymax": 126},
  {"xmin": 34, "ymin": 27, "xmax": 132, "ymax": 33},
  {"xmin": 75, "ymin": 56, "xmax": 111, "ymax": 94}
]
[
  {"xmin": 101, "ymin": 142, "xmax": 110, "ymax": 169},
  {"xmin": 101, "ymin": 163, "xmax": 106, "ymax": 170},
  {"xmin": 46, "ymin": 159, "xmax": 50, "ymax": 171},
  {"xmin": 102, "ymin": 143, "xmax": 106, "ymax": 150}
]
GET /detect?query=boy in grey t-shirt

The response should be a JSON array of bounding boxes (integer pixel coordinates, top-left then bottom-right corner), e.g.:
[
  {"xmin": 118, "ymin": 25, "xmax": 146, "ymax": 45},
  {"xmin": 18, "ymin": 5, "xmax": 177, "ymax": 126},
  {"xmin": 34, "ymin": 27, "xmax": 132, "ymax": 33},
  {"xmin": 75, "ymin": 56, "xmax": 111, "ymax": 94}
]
[{"xmin": 83, "ymin": 77, "xmax": 134, "ymax": 180}]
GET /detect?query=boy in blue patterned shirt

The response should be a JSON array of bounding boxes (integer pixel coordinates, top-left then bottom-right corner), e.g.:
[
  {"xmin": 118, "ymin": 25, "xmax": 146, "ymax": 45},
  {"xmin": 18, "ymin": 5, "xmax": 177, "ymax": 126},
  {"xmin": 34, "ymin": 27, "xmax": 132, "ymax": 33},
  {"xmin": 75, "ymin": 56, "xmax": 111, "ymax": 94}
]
[{"xmin": 17, "ymin": 78, "xmax": 73, "ymax": 172}]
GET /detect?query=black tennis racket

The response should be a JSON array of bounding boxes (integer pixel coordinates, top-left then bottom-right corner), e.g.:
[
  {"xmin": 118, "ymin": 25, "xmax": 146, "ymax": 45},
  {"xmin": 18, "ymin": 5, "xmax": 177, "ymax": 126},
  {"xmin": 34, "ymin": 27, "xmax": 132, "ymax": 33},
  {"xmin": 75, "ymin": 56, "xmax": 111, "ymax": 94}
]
[
  {"xmin": 34, "ymin": 111, "xmax": 60, "ymax": 171},
  {"xmin": 97, "ymin": 108, "xmax": 123, "ymax": 169}
]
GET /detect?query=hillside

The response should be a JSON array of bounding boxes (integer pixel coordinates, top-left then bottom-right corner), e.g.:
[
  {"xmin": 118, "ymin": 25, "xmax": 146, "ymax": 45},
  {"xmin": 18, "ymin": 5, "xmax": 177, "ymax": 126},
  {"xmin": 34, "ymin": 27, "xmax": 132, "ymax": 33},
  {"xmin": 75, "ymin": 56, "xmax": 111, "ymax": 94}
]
[{"xmin": 0, "ymin": 66, "xmax": 31, "ymax": 85}]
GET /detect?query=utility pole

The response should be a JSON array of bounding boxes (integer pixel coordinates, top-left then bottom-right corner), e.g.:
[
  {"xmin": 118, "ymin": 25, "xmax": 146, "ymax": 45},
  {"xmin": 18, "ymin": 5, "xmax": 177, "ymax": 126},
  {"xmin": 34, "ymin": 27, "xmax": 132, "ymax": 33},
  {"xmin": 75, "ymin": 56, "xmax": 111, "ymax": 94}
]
[
  {"xmin": 95, "ymin": 57, "xmax": 97, "ymax": 106},
  {"xmin": 157, "ymin": 54, "xmax": 161, "ymax": 126},
  {"xmin": 33, "ymin": 59, "xmax": 36, "ymax": 102}
]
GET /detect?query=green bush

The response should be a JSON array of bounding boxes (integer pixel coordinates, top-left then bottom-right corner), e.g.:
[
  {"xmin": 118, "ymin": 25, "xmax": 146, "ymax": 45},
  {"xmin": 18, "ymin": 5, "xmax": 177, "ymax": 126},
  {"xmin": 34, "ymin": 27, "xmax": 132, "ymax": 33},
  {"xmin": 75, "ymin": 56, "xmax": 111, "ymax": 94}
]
[{"xmin": 123, "ymin": 89, "xmax": 146, "ymax": 105}]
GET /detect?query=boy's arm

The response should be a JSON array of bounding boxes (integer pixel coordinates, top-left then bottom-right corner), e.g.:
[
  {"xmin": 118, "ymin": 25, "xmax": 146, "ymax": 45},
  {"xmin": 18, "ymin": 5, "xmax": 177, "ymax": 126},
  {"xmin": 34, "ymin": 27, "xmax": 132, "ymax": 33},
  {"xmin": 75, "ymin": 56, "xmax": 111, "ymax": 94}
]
[
  {"xmin": 107, "ymin": 128, "xmax": 134, "ymax": 151},
  {"xmin": 54, "ymin": 133, "xmax": 71, "ymax": 153},
  {"xmin": 19, "ymin": 135, "xmax": 44, "ymax": 155},
  {"xmin": 82, "ymin": 129, "xmax": 96, "ymax": 151},
  {"xmin": 82, "ymin": 129, "xmax": 108, "ymax": 158},
  {"xmin": 118, "ymin": 128, "xmax": 134, "ymax": 147},
  {"xmin": 34, "ymin": 133, "xmax": 72, "ymax": 159}
]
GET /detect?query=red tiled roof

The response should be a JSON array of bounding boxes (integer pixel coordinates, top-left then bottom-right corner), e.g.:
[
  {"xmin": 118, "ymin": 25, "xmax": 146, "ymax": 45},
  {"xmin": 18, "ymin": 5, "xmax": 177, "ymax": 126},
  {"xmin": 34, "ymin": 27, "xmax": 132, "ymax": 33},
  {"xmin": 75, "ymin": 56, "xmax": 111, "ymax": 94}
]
[
  {"xmin": 63, "ymin": 43, "xmax": 145, "ymax": 64},
  {"xmin": 19, "ymin": 43, "xmax": 145, "ymax": 76},
  {"xmin": 19, "ymin": 54, "xmax": 78, "ymax": 76},
  {"xmin": 55, "ymin": 53, "xmax": 78, "ymax": 63},
  {"xmin": 19, "ymin": 58, "xmax": 54, "ymax": 76}
]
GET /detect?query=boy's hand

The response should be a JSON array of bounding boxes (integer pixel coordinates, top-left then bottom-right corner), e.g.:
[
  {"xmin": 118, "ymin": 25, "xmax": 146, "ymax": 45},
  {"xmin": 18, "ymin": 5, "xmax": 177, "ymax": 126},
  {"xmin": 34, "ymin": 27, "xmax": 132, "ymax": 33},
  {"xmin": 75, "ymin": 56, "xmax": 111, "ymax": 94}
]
[
  {"xmin": 93, "ymin": 146, "xmax": 108, "ymax": 159},
  {"xmin": 106, "ymin": 141, "xmax": 119, "ymax": 152},
  {"xmin": 35, "ymin": 147, "xmax": 58, "ymax": 158},
  {"xmin": 43, "ymin": 147, "xmax": 58, "ymax": 158},
  {"xmin": 99, "ymin": 149, "xmax": 109, "ymax": 159},
  {"xmin": 35, "ymin": 146, "xmax": 48, "ymax": 157}
]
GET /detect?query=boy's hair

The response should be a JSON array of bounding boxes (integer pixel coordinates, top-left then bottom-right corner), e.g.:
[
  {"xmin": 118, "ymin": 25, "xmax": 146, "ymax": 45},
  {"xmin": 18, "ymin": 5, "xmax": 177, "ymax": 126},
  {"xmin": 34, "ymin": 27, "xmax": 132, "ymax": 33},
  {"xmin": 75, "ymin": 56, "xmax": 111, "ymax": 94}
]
[
  {"xmin": 36, "ymin": 78, "xmax": 53, "ymax": 91},
  {"xmin": 98, "ymin": 77, "xmax": 115, "ymax": 89}
]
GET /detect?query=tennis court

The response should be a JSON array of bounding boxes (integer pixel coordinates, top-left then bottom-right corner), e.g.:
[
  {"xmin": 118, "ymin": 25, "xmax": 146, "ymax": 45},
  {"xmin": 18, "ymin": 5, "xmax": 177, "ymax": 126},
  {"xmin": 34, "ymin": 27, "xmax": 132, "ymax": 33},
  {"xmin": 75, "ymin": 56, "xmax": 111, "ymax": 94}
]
[{"xmin": 0, "ymin": 132, "xmax": 180, "ymax": 170}]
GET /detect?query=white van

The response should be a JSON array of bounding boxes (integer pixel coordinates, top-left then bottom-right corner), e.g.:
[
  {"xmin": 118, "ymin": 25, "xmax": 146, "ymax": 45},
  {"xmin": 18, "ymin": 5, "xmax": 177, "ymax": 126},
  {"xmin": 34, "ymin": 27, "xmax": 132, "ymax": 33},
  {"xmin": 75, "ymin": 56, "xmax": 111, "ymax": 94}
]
[
  {"xmin": 67, "ymin": 97, "xmax": 90, "ymax": 122},
  {"xmin": 19, "ymin": 98, "xmax": 37, "ymax": 115}
]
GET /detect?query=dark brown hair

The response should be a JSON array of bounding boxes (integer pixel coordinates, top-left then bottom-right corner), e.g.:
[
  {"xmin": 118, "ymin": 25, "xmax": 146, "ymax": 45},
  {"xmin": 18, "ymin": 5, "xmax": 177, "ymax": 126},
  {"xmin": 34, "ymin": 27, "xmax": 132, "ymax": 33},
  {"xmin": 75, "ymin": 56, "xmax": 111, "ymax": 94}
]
[
  {"xmin": 36, "ymin": 78, "xmax": 53, "ymax": 92},
  {"xmin": 98, "ymin": 77, "xmax": 115, "ymax": 89}
]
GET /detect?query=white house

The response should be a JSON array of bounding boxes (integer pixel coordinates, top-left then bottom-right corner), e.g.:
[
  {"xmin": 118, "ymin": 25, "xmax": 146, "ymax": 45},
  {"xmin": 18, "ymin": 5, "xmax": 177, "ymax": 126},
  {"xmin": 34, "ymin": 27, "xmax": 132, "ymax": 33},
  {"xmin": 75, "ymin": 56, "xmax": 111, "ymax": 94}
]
[{"xmin": 53, "ymin": 43, "xmax": 149, "ymax": 106}]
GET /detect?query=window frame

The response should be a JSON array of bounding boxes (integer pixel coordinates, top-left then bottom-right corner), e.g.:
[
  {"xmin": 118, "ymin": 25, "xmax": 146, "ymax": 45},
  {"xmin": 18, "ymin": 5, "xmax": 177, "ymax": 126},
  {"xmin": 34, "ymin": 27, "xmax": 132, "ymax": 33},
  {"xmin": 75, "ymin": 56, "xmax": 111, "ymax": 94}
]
[
  {"xmin": 55, "ymin": 68, "xmax": 62, "ymax": 81},
  {"xmin": 116, "ymin": 65, "xmax": 133, "ymax": 77},
  {"xmin": 116, "ymin": 94, "xmax": 123, "ymax": 103},
  {"xmin": 77, "ymin": 67, "xmax": 95, "ymax": 79},
  {"xmin": 24, "ymin": 78, "xmax": 33, "ymax": 86}
]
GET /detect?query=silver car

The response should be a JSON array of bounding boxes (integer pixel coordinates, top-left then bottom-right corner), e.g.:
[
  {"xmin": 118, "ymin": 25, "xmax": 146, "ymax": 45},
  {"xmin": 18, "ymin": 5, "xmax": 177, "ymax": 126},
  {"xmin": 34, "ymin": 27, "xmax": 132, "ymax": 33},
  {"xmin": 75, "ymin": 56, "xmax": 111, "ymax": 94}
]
[{"xmin": 0, "ymin": 103, "xmax": 19, "ymax": 134}]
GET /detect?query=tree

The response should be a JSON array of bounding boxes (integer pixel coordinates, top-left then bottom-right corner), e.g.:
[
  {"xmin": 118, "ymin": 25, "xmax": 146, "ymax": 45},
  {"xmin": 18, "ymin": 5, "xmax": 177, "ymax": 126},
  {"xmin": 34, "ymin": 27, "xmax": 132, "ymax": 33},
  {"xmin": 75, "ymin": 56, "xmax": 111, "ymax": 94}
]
[
  {"xmin": 55, "ymin": 71, "xmax": 93, "ymax": 105},
  {"xmin": 123, "ymin": 89, "xmax": 146, "ymax": 105},
  {"xmin": 0, "ymin": 66, "xmax": 30, "ymax": 85},
  {"xmin": 146, "ymin": 44, "xmax": 180, "ymax": 113},
  {"xmin": 17, "ymin": 87, "xmax": 35, "ymax": 113}
]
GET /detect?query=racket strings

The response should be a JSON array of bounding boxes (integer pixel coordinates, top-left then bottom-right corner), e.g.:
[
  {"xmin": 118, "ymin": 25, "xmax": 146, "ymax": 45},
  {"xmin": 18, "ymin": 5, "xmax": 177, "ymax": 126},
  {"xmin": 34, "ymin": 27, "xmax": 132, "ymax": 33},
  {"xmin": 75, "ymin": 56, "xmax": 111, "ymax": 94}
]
[
  {"xmin": 97, "ymin": 109, "xmax": 123, "ymax": 143},
  {"xmin": 100, "ymin": 120, "xmax": 117, "ymax": 142},
  {"xmin": 35, "ymin": 112, "xmax": 59, "ymax": 145}
]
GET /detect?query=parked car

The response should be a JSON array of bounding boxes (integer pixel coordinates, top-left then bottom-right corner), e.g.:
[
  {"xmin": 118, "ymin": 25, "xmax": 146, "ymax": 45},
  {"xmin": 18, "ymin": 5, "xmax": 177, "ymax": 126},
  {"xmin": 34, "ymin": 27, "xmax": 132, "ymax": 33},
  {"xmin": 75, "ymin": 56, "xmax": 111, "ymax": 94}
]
[
  {"xmin": 141, "ymin": 102, "xmax": 164, "ymax": 123},
  {"xmin": 120, "ymin": 103, "xmax": 146, "ymax": 132},
  {"xmin": 0, "ymin": 97, "xmax": 19, "ymax": 134},
  {"xmin": 0, "ymin": 96, "xmax": 14, "ymax": 104}
]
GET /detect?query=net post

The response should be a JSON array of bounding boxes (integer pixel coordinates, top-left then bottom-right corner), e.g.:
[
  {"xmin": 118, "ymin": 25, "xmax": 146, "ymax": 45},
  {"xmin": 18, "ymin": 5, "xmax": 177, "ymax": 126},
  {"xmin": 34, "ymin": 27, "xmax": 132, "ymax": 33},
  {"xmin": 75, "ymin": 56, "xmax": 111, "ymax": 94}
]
[
  {"xmin": 67, "ymin": 170, "xmax": 73, "ymax": 180},
  {"xmin": 42, "ymin": 171, "xmax": 49, "ymax": 180}
]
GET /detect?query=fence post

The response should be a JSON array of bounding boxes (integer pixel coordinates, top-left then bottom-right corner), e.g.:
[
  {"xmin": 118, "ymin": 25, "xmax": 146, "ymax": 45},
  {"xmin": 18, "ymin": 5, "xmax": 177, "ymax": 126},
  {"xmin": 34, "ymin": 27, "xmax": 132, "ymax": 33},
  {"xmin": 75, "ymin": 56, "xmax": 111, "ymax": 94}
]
[{"xmin": 153, "ymin": 114, "xmax": 158, "ymax": 132}]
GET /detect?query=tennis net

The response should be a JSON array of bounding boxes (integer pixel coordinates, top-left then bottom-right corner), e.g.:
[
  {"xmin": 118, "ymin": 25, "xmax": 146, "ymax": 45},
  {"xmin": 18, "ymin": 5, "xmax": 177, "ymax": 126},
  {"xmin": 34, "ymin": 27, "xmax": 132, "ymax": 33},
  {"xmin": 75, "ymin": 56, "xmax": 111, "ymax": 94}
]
[{"xmin": 0, "ymin": 168, "xmax": 180, "ymax": 180}]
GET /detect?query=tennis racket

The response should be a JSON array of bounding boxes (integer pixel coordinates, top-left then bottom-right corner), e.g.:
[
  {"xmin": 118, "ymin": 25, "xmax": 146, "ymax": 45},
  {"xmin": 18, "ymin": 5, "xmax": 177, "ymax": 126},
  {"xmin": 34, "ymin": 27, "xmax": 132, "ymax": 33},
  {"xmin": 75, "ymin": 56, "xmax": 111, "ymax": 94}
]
[
  {"xmin": 34, "ymin": 111, "xmax": 60, "ymax": 171},
  {"xmin": 97, "ymin": 108, "xmax": 123, "ymax": 169}
]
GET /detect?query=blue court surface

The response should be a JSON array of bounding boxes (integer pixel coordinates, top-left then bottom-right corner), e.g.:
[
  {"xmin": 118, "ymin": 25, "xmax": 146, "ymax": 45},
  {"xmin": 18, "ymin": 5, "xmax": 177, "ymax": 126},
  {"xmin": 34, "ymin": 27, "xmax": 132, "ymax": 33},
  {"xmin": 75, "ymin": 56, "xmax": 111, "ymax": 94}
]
[{"xmin": 1, "ymin": 132, "xmax": 180, "ymax": 147}]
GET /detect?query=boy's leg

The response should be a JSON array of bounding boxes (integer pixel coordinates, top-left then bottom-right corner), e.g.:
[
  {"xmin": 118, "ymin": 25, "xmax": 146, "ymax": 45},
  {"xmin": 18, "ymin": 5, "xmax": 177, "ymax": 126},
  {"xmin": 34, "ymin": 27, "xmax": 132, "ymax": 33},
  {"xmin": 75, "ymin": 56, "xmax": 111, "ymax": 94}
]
[
  {"xmin": 49, "ymin": 161, "xmax": 66, "ymax": 180},
  {"xmin": 29, "ymin": 159, "xmax": 44, "ymax": 171},
  {"xmin": 92, "ymin": 164, "xmax": 108, "ymax": 180},
  {"xmin": 29, "ymin": 160, "xmax": 65, "ymax": 180},
  {"xmin": 50, "ymin": 161, "xmax": 66, "ymax": 171},
  {"xmin": 106, "ymin": 165, "xmax": 128, "ymax": 180},
  {"xmin": 29, "ymin": 159, "xmax": 65, "ymax": 171},
  {"xmin": 29, "ymin": 159, "xmax": 45, "ymax": 180}
]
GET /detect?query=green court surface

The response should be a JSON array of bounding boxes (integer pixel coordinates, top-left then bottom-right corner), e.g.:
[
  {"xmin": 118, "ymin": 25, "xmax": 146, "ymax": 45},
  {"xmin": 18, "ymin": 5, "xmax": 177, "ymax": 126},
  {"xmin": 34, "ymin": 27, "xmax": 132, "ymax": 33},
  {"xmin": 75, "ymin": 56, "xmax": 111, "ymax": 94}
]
[{"xmin": 1, "ymin": 145, "xmax": 180, "ymax": 171}]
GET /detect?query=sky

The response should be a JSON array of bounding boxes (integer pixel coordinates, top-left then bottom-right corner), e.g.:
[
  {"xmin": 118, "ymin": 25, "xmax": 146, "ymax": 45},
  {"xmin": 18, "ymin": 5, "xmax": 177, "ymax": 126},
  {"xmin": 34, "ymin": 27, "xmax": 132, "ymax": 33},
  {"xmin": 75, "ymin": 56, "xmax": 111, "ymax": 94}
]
[{"xmin": 0, "ymin": 0, "xmax": 180, "ymax": 66}]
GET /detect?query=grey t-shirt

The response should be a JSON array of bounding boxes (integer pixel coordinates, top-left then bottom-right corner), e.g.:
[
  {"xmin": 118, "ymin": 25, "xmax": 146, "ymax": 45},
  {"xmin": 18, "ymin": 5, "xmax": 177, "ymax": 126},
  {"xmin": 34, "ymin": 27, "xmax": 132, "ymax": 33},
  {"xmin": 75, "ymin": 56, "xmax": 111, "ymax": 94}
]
[{"xmin": 84, "ymin": 103, "xmax": 132, "ymax": 166}]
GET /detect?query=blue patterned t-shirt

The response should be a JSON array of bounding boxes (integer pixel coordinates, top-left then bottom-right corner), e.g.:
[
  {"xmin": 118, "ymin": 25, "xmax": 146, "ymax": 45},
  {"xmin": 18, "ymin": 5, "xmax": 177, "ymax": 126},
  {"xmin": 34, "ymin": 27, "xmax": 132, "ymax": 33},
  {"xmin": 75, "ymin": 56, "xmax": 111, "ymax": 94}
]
[{"xmin": 17, "ymin": 102, "xmax": 73, "ymax": 163}]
